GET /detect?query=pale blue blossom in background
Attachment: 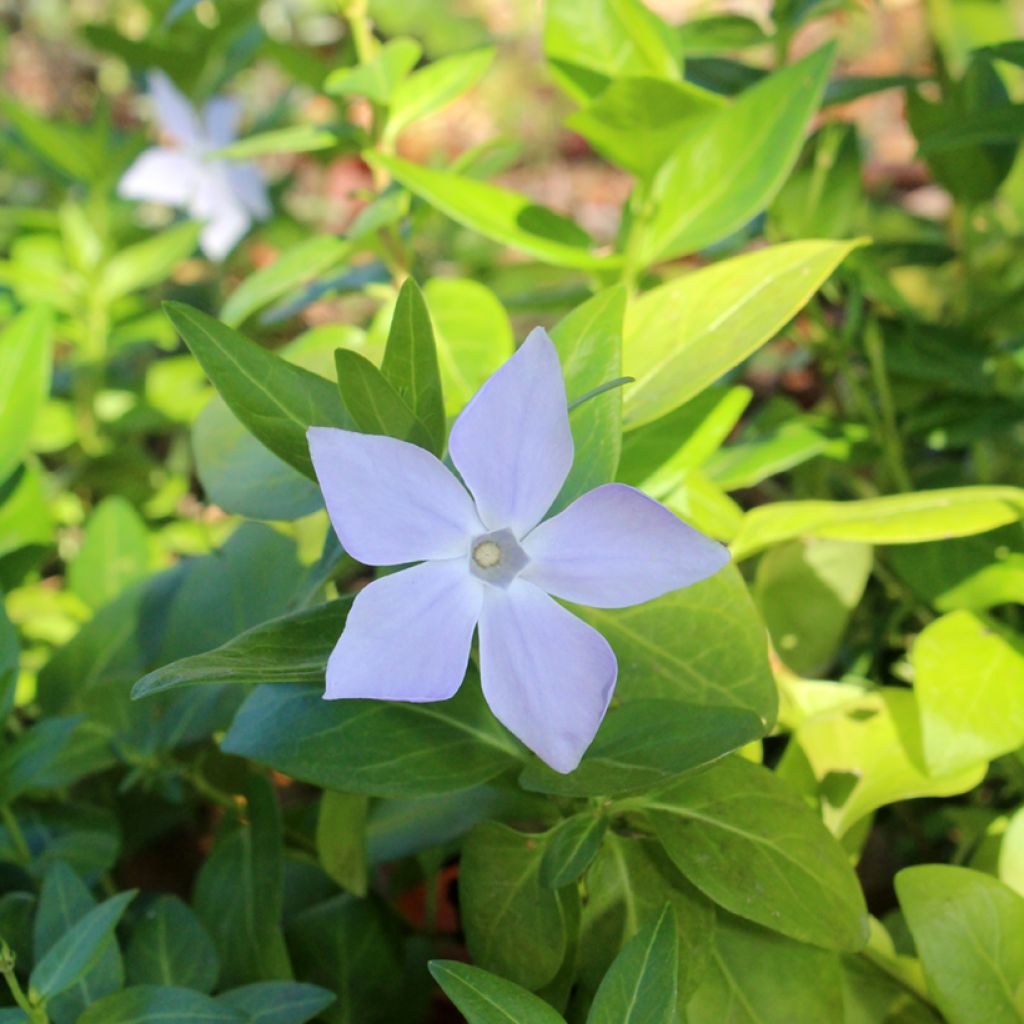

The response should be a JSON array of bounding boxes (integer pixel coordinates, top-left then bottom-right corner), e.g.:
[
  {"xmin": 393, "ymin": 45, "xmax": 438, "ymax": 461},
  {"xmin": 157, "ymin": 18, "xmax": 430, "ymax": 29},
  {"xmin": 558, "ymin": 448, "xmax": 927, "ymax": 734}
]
[
  {"xmin": 308, "ymin": 329, "xmax": 729, "ymax": 773},
  {"xmin": 118, "ymin": 71, "xmax": 270, "ymax": 261}
]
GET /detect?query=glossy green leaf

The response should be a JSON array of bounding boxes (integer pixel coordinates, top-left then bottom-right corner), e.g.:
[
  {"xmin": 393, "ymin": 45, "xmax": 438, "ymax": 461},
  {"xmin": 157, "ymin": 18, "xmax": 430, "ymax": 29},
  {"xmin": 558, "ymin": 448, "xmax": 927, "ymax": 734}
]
[
  {"xmin": 125, "ymin": 896, "xmax": 219, "ymax": 993},
  {"xmin": 0, "ymin": 716, "xmax": 77, "ymax": 804},
  {"xmin": 221, "ymin": 677, "xmax": 522, "ymax": 796},
  {"xmin": 731, "ymin": 486, "xmax": 1024, "ymax": 560},
  {"xmin": 193, "ymin": 777, "xmax": 291, "ymax": 988},
  {"xmin": 428, "ymin": 961, "xmax": 566, "ymax": 1024},
  {"xmin": 587, "ymin": 904, "xmax": 677, "ymax": 1024},
  {"xmin": 896, "ymin": 865, "xmax": 1024, "ymax": 1024},
  {"xmin": 550, "ymin": 286, "xmax": 625, "ymax": 513},
  {"xmin": 380, "ymin": 277, "xmax": 446, "ymax": 454},
  {"xmin": 316, "ymin": 790, "xmax": 368, "ymax": 896},
  {"xmin": 540, "ymin": 814, "xmax": 608, "ymax": 889},
  {"xmin": 577, "ymin": 563, "xmax": 776, "ymax": 723},
  {"xmin": 67, "ymin": 497, "xmax": 149, "ymax": 610},
  {"xmin": 165, "ymin": 301, "xmax": 352, "ymax": 478},
  {"xmin": 97, "ymin": 222, "xmax": 200, "ymax": 301},
  {"xmin": 0, "ymin": 307, "xmax": 53, "ymax": 486},
  {"xmin": 78, "ymin": 987, "xmax": 246, "ymax": 1024},
  {"xmin": 371, "ymin": 154, "xmax": 620, "ymax": 270},
  {"xmin": 622, "ymin": 239, "xmax": 859, "ymax": 428},
  {"xmin": 29, "ymin": 890, "xmax": 135, "ymax": 1001},
  {"xmin": 387, "ymin": 47, "xmax": 495, "ymax": 141},
  {"xmin": 459, "ymin": 821, "xmax": 573, "ymax": 990},
  {"xmin": 325, "ymin": 38, "xmax": 422, "ymax": 103},
  {"xmin": 520, "ymin": 699, "xmax": 765, "ymax": 797},
  {"xmin": 642, "ymin": 756, "xmax": 869, "ymax": 950},
  {"xmin": 217, "ymin": 982, "xmax": 336, "ymax": 1024},
  {"xmin": 912, "ymin": 610, "xmax": 1024, "ymax": 775},
  {"xmin": 633, "ymin": 45, "xmax": 835, "ymax": 264}
]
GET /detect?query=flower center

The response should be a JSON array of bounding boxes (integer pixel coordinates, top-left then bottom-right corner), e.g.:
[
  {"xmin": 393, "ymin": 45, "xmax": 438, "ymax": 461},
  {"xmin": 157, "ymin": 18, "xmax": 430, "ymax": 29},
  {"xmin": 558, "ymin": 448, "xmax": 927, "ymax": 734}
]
[
  {"xmin": 473, "ymin": 540, "xmax": 502, "ymax": 568},
  {"xmin": 468, "ymin": 528, "xmax": 529, "ymax": 589}
]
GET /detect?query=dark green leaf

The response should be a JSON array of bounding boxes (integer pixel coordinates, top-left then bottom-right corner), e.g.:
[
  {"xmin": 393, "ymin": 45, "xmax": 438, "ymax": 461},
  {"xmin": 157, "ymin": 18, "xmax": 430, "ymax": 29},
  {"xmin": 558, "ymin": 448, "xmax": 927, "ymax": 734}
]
[
  {"xmin": 0, "ymin": 716, "xmax": 78, "ymax": 804},
  {"xmin": 539, "ymin": 813, "xmax": 608, "ymax": 889},
  {"xmin": 217, "ymin": 982, "xmax": 336, "ymax": 1024},
  {"xmin": 125, "ymin": 896, "xmax": 219, "ymax": 993},
  {"xmin": 428, "ymin": 961, "xmax": 566, "ymax": 1024},
  {"xmin": 78, "ymin": 986, "xmax": 246, "ymax": 1024},
  {"xmin": 316, "ymin": 791, "xmax": 368, "ymax": 896}
]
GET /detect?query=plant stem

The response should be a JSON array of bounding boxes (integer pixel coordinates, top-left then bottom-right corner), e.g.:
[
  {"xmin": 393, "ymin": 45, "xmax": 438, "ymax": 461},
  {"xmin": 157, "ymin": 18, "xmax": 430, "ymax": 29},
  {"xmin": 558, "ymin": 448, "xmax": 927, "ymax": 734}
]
[
  {"xmin": 863, "ymin": 320, "xmax": 912, "ymax": 492},
  {"xmin": 1, "ymin": 942, "xmax": 47, "ymax": 1023},
  {"xmin": 0, "ymin": 804, "xmax": 31, "ymax": 865}
]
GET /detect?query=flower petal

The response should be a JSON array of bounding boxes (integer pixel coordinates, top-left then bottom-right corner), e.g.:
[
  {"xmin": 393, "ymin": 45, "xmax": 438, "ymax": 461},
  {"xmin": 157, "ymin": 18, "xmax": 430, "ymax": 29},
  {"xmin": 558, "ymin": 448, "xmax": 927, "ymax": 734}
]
[
  {"xmin": 118, "ymin": 148, "xmax": 200, "ymax": 207},
  {"xmin": 478, "ymin": 579, "xmax": 616, "ymax": 773},
  {"xmin": 148, "ymin": 70, "xmax": 202, "ymax": 146},
  {"xmin": 308, "ymin": 426, "xmax": 482, "ymax": 565},
  {"xmin": 190, "ymin": 171, "xmax": 251, "ymax": 261},
  {"xmin": 326, "ymin": 559, "xmax": 483, "ymax": 701},
  {"xmin": 203, "ymin": 95, "xmax": 240, "ymax": 147},
  {"xmin": 448, "ymin": 327, "xmax": 573, "ymax": 536},
  {"xmin": 227, "ymin": 163, "xmax": 272, "ymax": 220},
  {"xmin": 521, "ymin": 483, "xmax": 730, "ymax": 608}
]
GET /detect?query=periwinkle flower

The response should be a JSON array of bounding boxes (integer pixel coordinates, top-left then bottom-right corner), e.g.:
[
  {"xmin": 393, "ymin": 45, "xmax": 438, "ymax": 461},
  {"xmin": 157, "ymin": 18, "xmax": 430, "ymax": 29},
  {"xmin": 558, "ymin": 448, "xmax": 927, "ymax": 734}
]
[
  {"xmin": 308, "ymin": 329, "xmax": 729, "ymax": 773},
  {"xmin": 118, "ymin": 71, "xmax": 270, "ymax": 262}
]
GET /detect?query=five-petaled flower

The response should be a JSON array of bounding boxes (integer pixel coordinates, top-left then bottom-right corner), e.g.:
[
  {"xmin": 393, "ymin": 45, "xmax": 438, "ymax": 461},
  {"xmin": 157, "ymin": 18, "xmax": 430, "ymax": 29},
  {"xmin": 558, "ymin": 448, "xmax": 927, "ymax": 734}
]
[
  {"xmin": 118, "ymin": 71, "xmax": 270, "ymax": 262},
  {"xmin": 307, "ymin": 329, "xmax": 729, "ymax": 773}
]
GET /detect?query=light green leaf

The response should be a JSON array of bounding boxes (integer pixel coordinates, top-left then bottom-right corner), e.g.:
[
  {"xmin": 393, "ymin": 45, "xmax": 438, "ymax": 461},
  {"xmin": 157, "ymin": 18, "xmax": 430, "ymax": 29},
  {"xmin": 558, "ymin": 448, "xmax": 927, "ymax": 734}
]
[
  {"xmin": 731, "ymin": 486, "xmax": 1024, "ymax": 560},
  {"xmin": 165, "ymin": 301, "xmax": 353, "ymax": 478},
  {"xmin": 67, "ymin": 497, "xmax": 149, "ymax": 610},
  {"xmin": 387, "ymin": 47, "xmax": 495, "ymax": 141},
  {"xmin": 428, "ymin": 960, "xmax": 566, "ymax": 1024},
  {"xmin": 221, "ymin": 236, "xmax": 349, "ymax": 328},
  {"xmin": 577, "ymin": 563, "xmax": 777, "ymax": 723},
  {"xmin": 459, "ymin": 821, "xmax": 572, "ymax": 990},
  {"xmin": 325, "ymin": 38, "xmax": 422, "ymax": 103},
  {"xmin": 540, "ymin": 814, "xmax": 609, "ymax": 889},
  {"xmin": 316, "ymin": 791, "xmax": 368, "ymax": 896},
  {"xmin": 78, "ymin": 986, "xmax": 246, "ymax": 1024},
  {"xmin": 520, "ymin": 699, "xmax": 764, "ymax": 798},
  {"xmin": 622, "ymin": 239, "xmax": 859, "ymax": 428},
  {"xmin": 896, "ymin": 865, "xmax": 1024, "ymax": 1024},
  {"xmin": 587, "ymin": 904, "xmax": 677, "ymax": 1024},
  {"xmin": 633, "ymin": 44, "xmax": 835, "ymax": 264},
  {"xmin": 221, "ymin": 677, "xmax": 523, "ymax": 797},
  {"xmin": 217, "ymin": 982, "xmax": 336, "ymax": 1024},
  {"xmin": 97, "ymin": 222, "xmax": 201, "ymax": 301},
  {"xmin": 0, "ymin": 307, "xmax": 53, "ymax": 486},
  {"xmin": 214, "ymin": 124, "xmax": 351, "ymax": 161},
  {"xmin": 371, "ymin": 154, "xmax": 620, "ymax": 270},
  {"xmin": 125, "ymin": 896, "xmax": 219, "ymax": 993},
  {"xmin": 29, "ymin": 890, "xmax": 136, "ymax": 1001},
  {"xmin": 912, "ymin": 610, "xmax": 1024, "ymax": 775},
  {"xmin": 642, "ymin": 757, "xmax": 868, "ymax": 950},
  {"xmin": 0, "ymin": 463, "xmax": 54, "ymax": 560}
]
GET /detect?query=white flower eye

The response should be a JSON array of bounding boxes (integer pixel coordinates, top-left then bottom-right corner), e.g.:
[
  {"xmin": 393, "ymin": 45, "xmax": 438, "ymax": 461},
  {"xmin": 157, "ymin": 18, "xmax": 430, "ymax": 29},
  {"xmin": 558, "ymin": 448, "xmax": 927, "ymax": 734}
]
[{"xmin": 468, "ymin": 528, "xmax": 529, "ymax": 588}]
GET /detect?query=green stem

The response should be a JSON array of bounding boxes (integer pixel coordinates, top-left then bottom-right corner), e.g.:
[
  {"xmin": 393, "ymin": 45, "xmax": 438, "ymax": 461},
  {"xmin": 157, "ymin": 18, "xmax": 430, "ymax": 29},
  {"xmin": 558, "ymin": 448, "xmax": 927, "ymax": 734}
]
[
  {"xmin": 1, "ymin": 942, "xmax": 48, "ymax": 1023},
  {"xmin": 0, "ymin": 804, "xmax": 31, "ymax": 865},
  {"xmin": 863, "ymin": 320, "xmax": 912, "ymax": 492}
]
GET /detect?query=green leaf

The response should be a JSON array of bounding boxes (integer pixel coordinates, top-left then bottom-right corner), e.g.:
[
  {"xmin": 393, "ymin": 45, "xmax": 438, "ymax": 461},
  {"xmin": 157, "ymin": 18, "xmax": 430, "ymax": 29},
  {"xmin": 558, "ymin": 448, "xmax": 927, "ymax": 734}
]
[
  {"xmin": 577, "ymin": 563, "xmax": 776, "ymax": 723},
  {"xmin": 380, "ymin": 278, "xmax": 446, "ymax": 454},
  {"xmin": 0, "ymin": 716, "xmax": 78, "ymax": 805},
  {"xmin": 164, "ymin": 301, "xmax": 352, "ymax": 479},
  {"xmin": 97, "ymin": 222, "xmax": 201, "ymax": 301},
  {"xmin": 334, "ymin": 348, "xmax": 433, "ymax": 447},
  {"xmin": 221, "ymin": 236, "xmax": 349, "ymax": 328},
  {"xmin": 193, "ymin": 777, "xmax": 291, "ymax": 988},
  {"xmin": 0, "ymin": 594, "xmax": 17, "ymax": 721},
  {"xmin": 214, "ymin": 124, "xmax": 352, "ymax": 161},
  {"xmin": 544, "ymin": 0, "xmax": 681, "ymax": 104},
  {"xmin": 685, "ymin": 913, "xmax": 844, "ymax": 1024},
  {"xmin": 78, "ymin": 986, "xmax": 246, "ymax": 1024},
  {"xmin": 423, "ymin": 277, "xmax": 513, "ymax": 414},
  {"xmin": 566, "ymin": 77, "xmax": 724, "ymax": 179},
  {"xmin": 459, "ymin": 821, "xmax": 573, "ymax": 990},
  {"xmin": 124, "ymin": 896, "xmax": 219, "ymax": 993},
  {"xmin": 549, "ymin": 287, "xmax": 625, "ymax": 514},
  {"xmin": 325, "ymin": 38, "xmax": 422, "ymax": 103},
  {"xmin": 755, "ymin": 539, "xmax": 872, "ymax": 676},
  {"xmin": 633, "ymin": 45, "xmax": 835, "ymax": 265},
  {"xmin": 578, "ymin": 835, "xmax": 714, "ymax": 1010},
  {"xmin": 371, "ymin": 154, "xmax": 620, "ymax": 270},
  {"xmin": 540, "ymin": 814, "xmax": 608, "ymax": 889},
  {"xmin": 316, "ymin": 790, "xmax": 368, "ymax": 896},
  {"xmin": 622, "ymin": 239, "xmax": 859, "ymax": 428},
  {"xmin": 587, "ymin": 904, "xmax": 677, "ymax": 1024},
  {"xmin": 428, "ymin": 961, "xmax": 566, "ymax": 1024},
  {"xmin": 520, "ymin": 699, "xmax": 765, "ymax": 798},
  {"xmin": 221, "ymin": 677, "xmax": 522, "ymax": 797},
  {"xmin": 896, "ymin": 865, "xmax": 1024, "ymax": 1024},
  {"xmin": 387, "ymin": 47, "xmax": 495, "ymax": 141},
  {"xmin": 642, "ymin": 756, "xmax": 868, "ymax": 950},
  {"xmin": 29, "ymin": 890, "xmax": 135, "ymax": 1002},
  {"xmin": 217, "ymin": 982, "xmax": 336, "ymax": 1024},
  {"xmin": 0, "ymin": 96, "xmax": 105, "ymax": 182},
  {"xmin": 0, "ymin": 307, "xmax": 53, "ymax": 486},
  {"xmin": 0, "ymin": 463, "xmax": 54, "ymax": 560},
  {"xmin": 67, "ymin": 497, "xmax": 149, "ymax": 610},
  {"xmin": 912, "ymin": 610, "xmax": 1024, "ymax": 775},
  {"xmin": 731, "ymin": 486, "xmax": 1024, "ymax": 560}
]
